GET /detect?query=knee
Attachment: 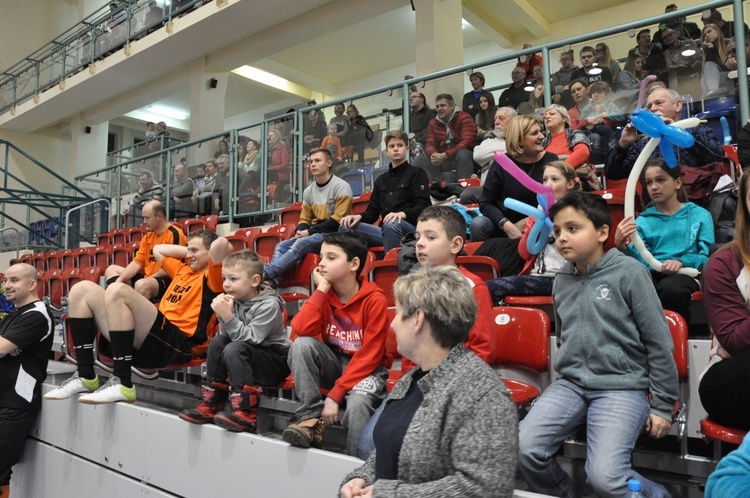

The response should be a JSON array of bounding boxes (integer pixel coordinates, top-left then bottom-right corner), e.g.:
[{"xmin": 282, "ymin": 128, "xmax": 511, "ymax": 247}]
[
  {"xmin": 469, "ymin": 216, "xmax": 492, "ymax": 240},
  {"xmin": 133, "ymin": 278, "xmax": 156, "ymax": 299},
  {"xmin": 586, "ymin": 466, "xmax": 623, "ymax": 497},
  {"xmin": 221, "ymin": 340, "xmax": 247, "ymax": 361},
  {"xmin": 104, "ymin": 265, "xmax": 122, "ymax": 280},
  {"xmin": 68, "ymin": 280, "xmax": 100, "ymax": 301},
  {"xmin": 290, "ymin": 336, "xmax": 317, "ymax": 357},
  {"xmin": 104, "ymin": 281, "xmax": 135, "ymax": 304}
]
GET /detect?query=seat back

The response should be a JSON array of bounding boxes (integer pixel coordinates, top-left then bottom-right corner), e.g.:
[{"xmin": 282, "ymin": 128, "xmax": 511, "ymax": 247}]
[
  {"xmin": 32, "ymin": 252, "xmax": 46, "ymax": 272},
  {"xmin": 492, "ymin": 306, "xmax": 550, "ymax": 374},
  {"xmin": 369, "ymin": 260, "xmax": 401, "ymax": 307},
  {"xmin": 92, "ymin": 245, "xmax": 112, "ymax": 271},
  {"xmin": 36, "ymin": 270, "xmax": 47, "ymax": 300},
  {"xmin": 722, "ymin": 144, "xmax": 741, "ymax": 183},
  {"xmin": 279, "ymin": 202, "xmax": 303, "ymax": 226},
  {"xmin": 457, "ymin": 255, "xmax": 500, "ymax": 280},
  {"xmin": 73, "ymin": 247, "xmax": 92, "ymax": 268},
  {"xmin": 126, "ymin": 226, "xmax": 146, "ymax": 243},
  {"xmin": 46, "ymin": 269, "xmax": 64, "ymax": 309},
  {"xmin": 59, "ymin": 249, "xmax": 75, "ymax": 270},
  {"xmin": 111, "ymin": 243, "xmax": 129, "ymax": 268},
  {"xmin": 352, "ymin": 192, "xmax": 372, "ymax": 216},
  {"xmin": 46, "ymin": 250, "xmax": 61, "ymax": 271},
  {"xmin": 279, "ymin": 253, "xmax": 320, "ymax": 290},
  {"xmin": 665, "ymin": 310, "xmax": 689, "ymax": 383},
  {"xmin": 200, "ymin": 214, "xmax": 219, "ymax": 232},
  {"xmin": 79, "ymin": 266, "xmax": 104, "ymax": 284},
  {"xmin": 111, "ymin": 228, "xmax": 128, "ymax": 246},
  {"xmin": 593, "ymin": 188, "xmax": 629, "ymax": 251}
]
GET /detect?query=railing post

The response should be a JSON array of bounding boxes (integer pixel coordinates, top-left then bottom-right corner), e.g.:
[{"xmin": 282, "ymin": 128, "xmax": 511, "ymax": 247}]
[{"xmin": 734, "ymin": 0, "xmax": 748, "ymax": 124}]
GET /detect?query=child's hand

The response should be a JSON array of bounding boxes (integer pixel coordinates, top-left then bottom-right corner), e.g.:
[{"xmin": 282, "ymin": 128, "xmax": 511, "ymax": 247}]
[
  {"xmin": 646, "ymin": 414, "xmax": 672, "ymax": 438},
  {"xmin": 312, "ymin": 267, "xmax": 332, "ymax": 294},
  {"xmin": 322, "ymin": 397, "xmax": 339, "ymax": 425},
  {"xmin": 661, "ymin": 259, "xmax": 683, "ymax": 275},
  {"xmin": 211, "ymin": 293, "xmax": 234, "ymax": 321},
  {"xmin": 615, "ymin": 216, "xmax": 637, "ymax": 252}
]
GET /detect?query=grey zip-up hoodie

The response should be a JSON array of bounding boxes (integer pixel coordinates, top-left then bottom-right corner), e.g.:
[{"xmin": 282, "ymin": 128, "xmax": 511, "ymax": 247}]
[
  {"xmin": 216, "ymin": 284, "xmax": 290, "ymax": 347},
  {"xmin": 552, "ymin": 249, "xmax": 678, "ymax": 420}
]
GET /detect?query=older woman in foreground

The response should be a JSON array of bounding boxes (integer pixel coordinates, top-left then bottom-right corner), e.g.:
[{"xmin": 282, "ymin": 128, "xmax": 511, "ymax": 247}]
[{"xmin": 339, "ymin": 266, "xmax": 517, "ymax": 498}]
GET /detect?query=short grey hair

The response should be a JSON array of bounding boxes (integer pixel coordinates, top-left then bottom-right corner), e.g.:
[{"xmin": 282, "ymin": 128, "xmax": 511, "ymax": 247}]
[
  {"xmin": 545, "ymin": 104, "xmax": 571, "ymax": 128},
  {"xmin": 393, "ymin": 266, "xmax": 477, "ymax": 349},
  {"xmin": 497, "ymin": 107, "xmax": 518, "ymax": 119}
]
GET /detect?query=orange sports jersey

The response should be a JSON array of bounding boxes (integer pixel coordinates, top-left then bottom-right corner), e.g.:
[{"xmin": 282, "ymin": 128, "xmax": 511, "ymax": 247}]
[
  {"xmin": 158, "ymin": 257, "xmax": 223, "ymax": 347},
  {"xmin": 133, "ymin": 224, "xmax": 186, "ymax": 277}
]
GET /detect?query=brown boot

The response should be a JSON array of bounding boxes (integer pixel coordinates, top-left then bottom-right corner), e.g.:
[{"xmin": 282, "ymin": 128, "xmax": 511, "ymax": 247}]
[
  {"xmin": 282, "ymin": 417, "xmax": 324, "ymax": 448},
  {"xmin": 178, "ymin": 381, "xmax": 228, "ymax": 424},
  {"xmin": 214, "ymin": 385, "xmax": 262, "ymax": 433}
]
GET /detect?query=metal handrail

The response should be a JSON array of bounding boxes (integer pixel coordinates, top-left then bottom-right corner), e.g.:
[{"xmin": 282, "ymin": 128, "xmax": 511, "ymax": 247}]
[
  {"xmin": 63, "ymin": 198, "xmax": 110, "ymax": 249},
  {"xmin": 0, "ymin": 228, "xmax": 21, "ymax": 259}
]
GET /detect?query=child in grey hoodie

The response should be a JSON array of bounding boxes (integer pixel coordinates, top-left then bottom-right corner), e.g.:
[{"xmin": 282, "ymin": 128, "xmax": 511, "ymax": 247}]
[
  {"xmin": 518, "ymin": 192, "xmax": 678, "ymax": 498},
  {"xmin": 179, "ymin": 250, "xmax": 290, "ymax": 432}
]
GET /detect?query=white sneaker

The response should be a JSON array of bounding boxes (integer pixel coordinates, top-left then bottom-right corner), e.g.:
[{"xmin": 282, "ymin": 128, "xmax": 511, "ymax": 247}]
[
  {"xmin": 78, "ymin": 376, "xmax": 136, "ymax": 405},
  {"xmin": 44, "ymin": 375, "xmax": 99, "ymax": 400}
]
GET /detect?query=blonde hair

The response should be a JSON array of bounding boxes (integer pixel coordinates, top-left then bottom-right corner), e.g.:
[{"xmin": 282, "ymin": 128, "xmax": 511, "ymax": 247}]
[
  {"xmin": 702, "ymin": 24, "xmax": 728, "ymax": 68},
  {"xmin": 505, "ymin": 115, "xmax": 542, "ymax": 157},
  {"xmin": 393, "ymin": 266, "xmax": 476, "ymax": 349}
]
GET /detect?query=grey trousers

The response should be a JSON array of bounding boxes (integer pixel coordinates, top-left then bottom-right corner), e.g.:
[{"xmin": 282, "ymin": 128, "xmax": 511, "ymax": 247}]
[{"xmin": 288, "ymin": 336, "xmax": 388, "ymax": 455}]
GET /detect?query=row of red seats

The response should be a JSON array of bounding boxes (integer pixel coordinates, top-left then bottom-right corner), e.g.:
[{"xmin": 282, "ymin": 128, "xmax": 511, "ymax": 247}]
[{"xmin": 35, "ymin": 266, "xmax": 104, "ymax": 310}]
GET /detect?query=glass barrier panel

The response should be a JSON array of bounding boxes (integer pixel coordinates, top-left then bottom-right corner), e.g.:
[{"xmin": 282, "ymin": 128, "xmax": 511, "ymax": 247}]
[
  {"xmin": 265, "ymin": 113, "xmax": 296, "ymax": 213},
  {"xmin": 235, "ymin": 125, "xmax": 266, "ymax": 218}
]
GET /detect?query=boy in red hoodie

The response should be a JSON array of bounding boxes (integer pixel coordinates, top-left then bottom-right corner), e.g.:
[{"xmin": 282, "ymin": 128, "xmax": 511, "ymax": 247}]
[{"xmin": 282, "ymin": 232, "xmax": 391, "ymax": 455}]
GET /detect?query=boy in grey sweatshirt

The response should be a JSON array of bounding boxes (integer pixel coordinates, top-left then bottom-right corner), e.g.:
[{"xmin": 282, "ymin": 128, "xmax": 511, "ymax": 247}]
[
  {"xmin": 518, "ymin": 192, "xmax": 678, "ymax": 498},
  {"xmin": 179, "ymin": 250, "xmax": 290, "ymax": 432}
]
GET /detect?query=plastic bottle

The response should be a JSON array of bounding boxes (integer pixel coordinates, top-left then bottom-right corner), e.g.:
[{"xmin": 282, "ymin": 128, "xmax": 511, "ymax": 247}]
[{"xmin": 627, "ymin": 479, "xmax": 642, "ymax": 497}]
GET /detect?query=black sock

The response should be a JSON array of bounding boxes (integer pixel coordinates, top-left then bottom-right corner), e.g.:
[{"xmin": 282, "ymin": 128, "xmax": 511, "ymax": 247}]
[
  {"xmin": 108, "ymin": 330, "xmax": 135, "ymax": 388},
  {"xmin": 69, "ymin": 317, "xmax": 97, "ymax": 380},
  {"xmin": 106, "ymin": 276, "xmax": 118, "ymax": 287}
]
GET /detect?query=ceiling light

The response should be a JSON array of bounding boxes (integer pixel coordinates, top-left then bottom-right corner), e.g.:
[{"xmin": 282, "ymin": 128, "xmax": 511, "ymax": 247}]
[{"xmin": 148, "ymin": 105, "xmax": 188, "ymax": 120}]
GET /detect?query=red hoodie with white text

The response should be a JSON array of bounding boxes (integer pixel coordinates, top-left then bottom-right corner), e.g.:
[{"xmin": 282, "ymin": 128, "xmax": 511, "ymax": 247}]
[{"xmin": 291, "ymin": 279, "xmax": 392, "ymax": 404}]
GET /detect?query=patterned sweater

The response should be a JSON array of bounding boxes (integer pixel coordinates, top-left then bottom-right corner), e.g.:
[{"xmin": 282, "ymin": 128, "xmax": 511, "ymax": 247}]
[{"xmin": 341, "ymin": 345, "xmax": 517, "ymax": 498}]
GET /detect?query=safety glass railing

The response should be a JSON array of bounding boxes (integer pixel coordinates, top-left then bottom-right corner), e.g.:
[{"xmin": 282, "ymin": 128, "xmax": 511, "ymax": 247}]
[
  {"xmin": 106, "ymin": 135, "xmax": 186, "ymax": 169},
  {"xmin": 0, "ymin": 0, "xmax": 211, "ymax": 115}
]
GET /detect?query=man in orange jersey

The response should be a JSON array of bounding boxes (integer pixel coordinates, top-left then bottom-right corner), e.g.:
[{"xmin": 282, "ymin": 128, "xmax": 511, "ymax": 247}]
[
  {"xmin": 45, "ymin": 230, "xmax": 233, "ymax": 404},
  {"xmin": 104, "ymin": 200, "xmax": 186, "ymax": 300}
]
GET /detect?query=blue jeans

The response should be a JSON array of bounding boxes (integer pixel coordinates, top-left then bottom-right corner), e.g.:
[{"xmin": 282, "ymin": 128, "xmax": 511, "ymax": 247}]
[
  {"xmin": 356, "ymin": 399, "xmax": 385, "ymax": 460},
  {"xmin": 263, "ymin": 232, "xmax": 324, "ymax": 281},
  {"xmin": 342, "ymin": 220, "xmax": 416, "ymax": 253},
  {"xmin": 518, "ymin": 378, "xmax": 671, "ymax": 498},
  {"xmin": 469, "ymin": 216, "xmax": 503, "ymax": 242}
]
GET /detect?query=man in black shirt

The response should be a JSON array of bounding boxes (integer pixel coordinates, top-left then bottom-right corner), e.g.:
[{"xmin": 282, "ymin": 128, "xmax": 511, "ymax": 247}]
[
  {"xmin": 339, "ymin": 130, "xmax": 430, "ymax": 252},
  {"xmin": 0, "ymin": 263, "xmax": 53, "ymax": 497}
]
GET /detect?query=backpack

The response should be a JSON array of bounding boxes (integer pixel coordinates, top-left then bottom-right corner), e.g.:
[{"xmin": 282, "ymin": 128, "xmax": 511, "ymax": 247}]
[{"xmin": 703, "ymin": 182, "xmax": 738, "ymax": 248}]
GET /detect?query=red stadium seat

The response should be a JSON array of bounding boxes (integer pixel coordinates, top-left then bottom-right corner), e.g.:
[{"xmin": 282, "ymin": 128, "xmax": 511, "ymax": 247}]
[
  {"xmin": 227, "ymin": 227, "xmax": 262, "ymax": 252},
  {"xmin": 126, "ymin": 226, "xmax": 146, "ymax": 243},
  {"xmin": 456, "ymin": 255, "xmax": 500, "ymax": 281},
  {"xmin": 665, "ymin": 310, "xmax": 690, "ymax": 455},
  {"xmin": 368, "ymin": 260, "xmax": 400, "ymax": 307},
  {"xmin": 253, "ymin": 224, "xmax": 295, "ymax": 261},
  {"xmin": 722, "ymin": 144, "xmax": 742, "ymax": 183},
  {"xmin": 279, "ymin": 202, "xmax": 303, "ymax": 226},
  {"xmin": 92, "ymin": 245, "xmax": 113, "ymax": 271},
  {"xmin": 44, "ymin": 250, "xmax": 60, "ymax": 271},
  {"xmin": 59, "ymin": 249, "xmax": 75, "ymax": 270},
  {"xmin": 111, "ymin": 228, "xmax": 128, "ymax": 246},
  {"xmin": 491, "ymin": 306, "xmax": 551, "ymax": 408}
]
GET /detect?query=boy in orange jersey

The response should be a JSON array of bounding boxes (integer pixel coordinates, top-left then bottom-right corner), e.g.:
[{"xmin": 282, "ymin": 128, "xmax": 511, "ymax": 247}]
[
  {"xmin": 45, "ymin": 230, "xmax": 233, "ymax": 404},
  {"xmin": 282, "ymin": 232, "xmax": 391, "ymax": 456}
]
